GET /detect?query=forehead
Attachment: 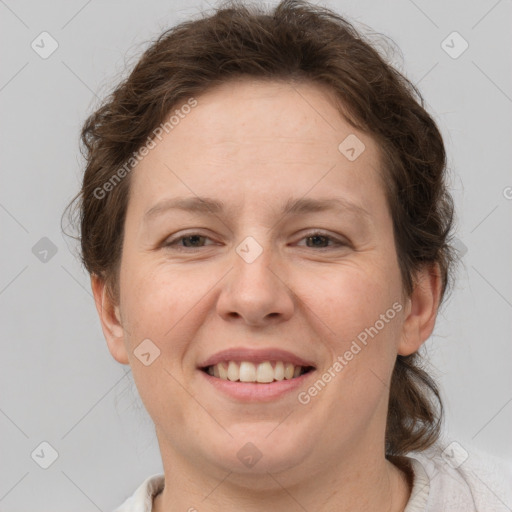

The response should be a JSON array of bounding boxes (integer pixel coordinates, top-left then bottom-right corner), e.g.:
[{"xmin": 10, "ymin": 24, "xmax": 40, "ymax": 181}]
[
  {"xmin": 166, "ymin": 78, "xmax": 361, "ymax": 153},
  {"xmin": 128, "ymin": 78, "xmax": 385, "ymax": 216}
]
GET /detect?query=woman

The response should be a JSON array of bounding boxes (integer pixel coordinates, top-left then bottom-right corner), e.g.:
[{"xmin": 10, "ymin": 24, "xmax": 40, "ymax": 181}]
[{"xmin": 66, "ymin": 0, "xmax": 512, "ymax": 510}]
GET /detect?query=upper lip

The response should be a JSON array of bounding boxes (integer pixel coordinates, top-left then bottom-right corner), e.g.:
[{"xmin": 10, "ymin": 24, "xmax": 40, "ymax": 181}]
[{"xmin": 198, "ymin": 348, "xmax": 316, "ymax": 369}]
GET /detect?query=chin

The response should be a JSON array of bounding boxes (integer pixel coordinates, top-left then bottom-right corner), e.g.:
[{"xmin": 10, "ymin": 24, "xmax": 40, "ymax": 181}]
[{"xmin": 204, "ymin": 424, "xmax": 313, "ymax": 476}]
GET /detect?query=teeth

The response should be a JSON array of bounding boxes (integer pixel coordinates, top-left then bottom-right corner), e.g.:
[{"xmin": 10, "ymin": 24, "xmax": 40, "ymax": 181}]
[
  {"xmin": 218, "ymin": 362, "xmax": 228, "ymax": 380},
  {"xmin": 206, "ymin": 361, "xmax": 309, "ymax": 383},
  {"xmin": 227, "ymin": 361, "xmax": 239, "ymax": 381},
  {"xmin": 274, "ymin": 361, "xmax": 285, "ymax": 381},
  {"xmin": 239, "ymin": 362, "xmax": 256, "ymax": 382},
  {"xmin": 256, "ymin": 361, "xmax": 274, "ymax": 383}
]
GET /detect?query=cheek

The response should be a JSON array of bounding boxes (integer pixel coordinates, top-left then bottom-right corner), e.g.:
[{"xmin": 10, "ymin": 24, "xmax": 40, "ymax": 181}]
[
  {"xmin": 119, "ymin": 259, "xmax": 186, "ymax": 344},
  {"xmin": 119, "ymin": 258, "xmax": 216, "ymax": 379},
  {"xmin": 119, "ymin": 263, "xmax": 195, "ymax": 427},
  {"xmin": 305, "ymin": 264, "xmax": 404, "ymax": 412},
  {"xmin": 310, "ymin": 260, "xmax": 402, "ymax": 340},
  {"xmin": 309, "ymin": 268, "xmax": 403, "ymax": 435}
]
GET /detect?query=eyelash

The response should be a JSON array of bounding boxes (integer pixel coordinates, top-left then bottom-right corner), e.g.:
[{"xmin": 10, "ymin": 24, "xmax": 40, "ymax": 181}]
[{"xmin": 163, "ymin": 231, "xmax": 348, "ymax": 251}]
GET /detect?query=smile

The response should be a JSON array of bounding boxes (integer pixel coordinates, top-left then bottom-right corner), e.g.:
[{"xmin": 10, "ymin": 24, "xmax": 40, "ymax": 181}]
[
  {"xmin": 198, "ymin": 347, "xmax": 317, "ymax": 401},
  {"xmin": 202, "ymin": 361, "xmax": 315, "ymax": 383}
]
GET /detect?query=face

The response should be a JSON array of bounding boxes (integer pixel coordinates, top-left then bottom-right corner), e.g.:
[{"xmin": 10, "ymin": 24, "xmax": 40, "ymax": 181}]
[{"xmin": 96, "ymin": 79, "xmax": 434, "ymax": 483}]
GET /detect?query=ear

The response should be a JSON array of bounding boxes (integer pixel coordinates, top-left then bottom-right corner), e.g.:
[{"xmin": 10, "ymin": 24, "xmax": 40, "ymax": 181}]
[
  {"xmin": 398, "ymin": 263, "xmax": 442, "ymax": 356},
  {"xmin": 91, "ymin": 274, "xmax": 129, "ymax": 365}
]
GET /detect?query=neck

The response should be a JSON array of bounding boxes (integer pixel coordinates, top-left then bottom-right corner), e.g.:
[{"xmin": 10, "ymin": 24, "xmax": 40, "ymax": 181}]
[{"xmin": 152, "ymin": 441, "xmax": 411, "ymax": 512}]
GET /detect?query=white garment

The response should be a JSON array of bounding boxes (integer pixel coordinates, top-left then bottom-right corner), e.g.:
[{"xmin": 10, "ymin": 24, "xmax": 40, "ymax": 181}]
[{"xmin": 113, "ymin": 448, "xmax": 512, "ymax": 512}]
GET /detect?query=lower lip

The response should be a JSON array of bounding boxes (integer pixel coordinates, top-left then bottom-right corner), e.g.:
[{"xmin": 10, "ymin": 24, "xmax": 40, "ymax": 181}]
[{"xmin": 199, "ymin": 369, "xmax": 316, "ymax": 402}]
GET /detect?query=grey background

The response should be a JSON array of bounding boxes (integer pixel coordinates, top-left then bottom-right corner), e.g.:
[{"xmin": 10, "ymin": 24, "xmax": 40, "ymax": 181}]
[{"xmin": 1, "ymin": 0, "xmax": 511, "ymax": 510}]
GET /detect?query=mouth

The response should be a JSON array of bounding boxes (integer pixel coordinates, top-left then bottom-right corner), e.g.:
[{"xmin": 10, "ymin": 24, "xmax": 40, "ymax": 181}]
[
  {"xmin": 197, "ymin": 348, "xmax": 317, "ymax": 401},
  {"xmin": 200, "ymin": 361, "xmax": 315, "ymax": 383}
]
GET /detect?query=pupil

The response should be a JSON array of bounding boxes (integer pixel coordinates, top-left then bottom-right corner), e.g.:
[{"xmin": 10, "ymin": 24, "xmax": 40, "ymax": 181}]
[
  {"xmin": 183, "ymin": 235, "xmax": 203, "ymax": 247},
  {"xmin": 308, "ymin": 235, "xmax": 327, "ymax": 248}
]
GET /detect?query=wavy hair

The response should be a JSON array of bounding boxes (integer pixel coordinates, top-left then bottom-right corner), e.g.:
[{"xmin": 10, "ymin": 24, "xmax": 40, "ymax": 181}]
[{"xmin": 64, "ymin": 0, "xmax": 457, "ymax": 456}]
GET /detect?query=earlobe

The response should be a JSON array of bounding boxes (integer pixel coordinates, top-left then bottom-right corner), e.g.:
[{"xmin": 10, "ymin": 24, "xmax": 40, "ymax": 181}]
[
  {"xmin": 91, "ymin": 275, "xmax": 129, "ymax": 365},
  {"xmin": 398, "ymin": 264, "xmax": 442, "ymax": 356}
]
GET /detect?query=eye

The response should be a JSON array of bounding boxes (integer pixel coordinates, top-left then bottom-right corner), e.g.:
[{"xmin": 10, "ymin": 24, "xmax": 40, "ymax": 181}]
[
  {"xmin": 163, "ymin": 233, "xmax": 214, "ymax": 251},
  {"xmin": 163, "ymin": 231, "xmax": 347, "ymax": 251},
  {"xmin": 297, "ymin": 231, "xmax": 348, "ymax": 250}
]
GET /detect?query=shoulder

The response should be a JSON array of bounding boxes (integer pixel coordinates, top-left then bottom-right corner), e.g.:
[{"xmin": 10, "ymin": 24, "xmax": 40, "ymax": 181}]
[
  {"xmin": 405, "ymin": 442, "xmax": 512, "ymax": 512},
  {"xmin": 112, "ymin": 473, "xmax": 165, "ymax": 512}
]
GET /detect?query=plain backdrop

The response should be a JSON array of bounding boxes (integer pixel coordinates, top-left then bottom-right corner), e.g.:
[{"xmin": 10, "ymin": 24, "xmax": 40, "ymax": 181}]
[{"xmin": 1, "ymin": 0, "xmax": 511, "ymax": 510}]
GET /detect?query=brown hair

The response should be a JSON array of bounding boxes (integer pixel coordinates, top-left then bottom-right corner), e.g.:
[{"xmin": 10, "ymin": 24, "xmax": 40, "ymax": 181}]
[{"xmin": 64, "ymin": 0, "xmax": 457, "ymax": 456}]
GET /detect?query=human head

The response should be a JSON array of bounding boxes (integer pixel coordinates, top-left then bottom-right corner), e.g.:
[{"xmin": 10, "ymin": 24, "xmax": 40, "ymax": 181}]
[{"xmin": 65, "ymin": 0, "xmax": 455, "ymax": 459}]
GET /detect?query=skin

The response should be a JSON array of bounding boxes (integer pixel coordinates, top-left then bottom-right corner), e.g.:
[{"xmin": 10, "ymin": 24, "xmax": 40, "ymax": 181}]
[{"xmin": 92, "ymin": 78, "xmax": 441, "ymax": 512}]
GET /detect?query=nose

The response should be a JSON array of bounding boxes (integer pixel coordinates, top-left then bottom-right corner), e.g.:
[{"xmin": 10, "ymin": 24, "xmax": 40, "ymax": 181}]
[{"xmin": 216, "ymin": 241, "xmax": 295, "ymax": 327}]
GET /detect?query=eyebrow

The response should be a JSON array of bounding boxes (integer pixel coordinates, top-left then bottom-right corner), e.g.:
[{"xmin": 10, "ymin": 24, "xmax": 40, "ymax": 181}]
[{"xmin": 143, "ymin": 196, "xmax": 372, "ymax": 222}]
